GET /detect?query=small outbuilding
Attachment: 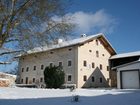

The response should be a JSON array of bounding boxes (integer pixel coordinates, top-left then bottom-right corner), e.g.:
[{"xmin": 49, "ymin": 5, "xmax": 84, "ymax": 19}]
[
  {"xmin": 113, "ymin": 60, "xmax": 140, "ymax": 89},
  {"xmin": 110, "ymin": 51, "xmax": 140, "ymax": 89}
]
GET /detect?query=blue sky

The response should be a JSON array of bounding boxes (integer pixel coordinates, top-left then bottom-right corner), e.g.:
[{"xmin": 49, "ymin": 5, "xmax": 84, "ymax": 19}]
[
  {"xmin": 0, "ymin": 0, "xmax": 140, "ymax": 72},
  {"xmin": 70, "ymin": 0, "xmax": 140, "ymax": 53}
]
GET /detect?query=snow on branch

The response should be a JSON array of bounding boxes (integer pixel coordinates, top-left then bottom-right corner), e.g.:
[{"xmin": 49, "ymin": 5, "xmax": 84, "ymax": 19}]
[
  {"xmin": 0, "ymin": 61, "xmax": 11, "ymax": 65},
  {"xmin": 0, "ymin": 50, "xmax": 22, "ymax": 56}
]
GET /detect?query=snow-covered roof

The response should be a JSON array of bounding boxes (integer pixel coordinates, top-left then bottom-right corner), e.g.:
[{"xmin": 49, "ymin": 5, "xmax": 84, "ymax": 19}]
[
  {"xmin": 18, "ymin": 33, "xmax": 116, "ymax": 57},
  {"xmin": 110, "ymin": 51, "xmax": 140, "ymax": 59},
  {"xmin": 0, "ymin": 72, "xmax": 16, "ymax": 78},
  {"xmin": 0, "ymin": 78, "xmax": 10, "ymax": 81}
]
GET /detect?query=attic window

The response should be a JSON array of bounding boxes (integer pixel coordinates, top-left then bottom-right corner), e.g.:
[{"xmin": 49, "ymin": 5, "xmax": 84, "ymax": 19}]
[
  {"xmin": 50, "ymin": 51, "xmax": 53, "ymax": 54},
  {"xmin": 96, "ymin": 39, "xmax": 98, "ymax": 45},
  {"xmin": 34, "ymin": 55, "xmax": 37, "ymax": 58},
  {"xmin": 68, "ymin": 48, "xmax": 72, "ymax": 51}
]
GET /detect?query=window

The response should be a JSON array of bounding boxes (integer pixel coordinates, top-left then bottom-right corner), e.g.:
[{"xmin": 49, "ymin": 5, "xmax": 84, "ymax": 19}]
[
  {"xmin": 50, "ymin": 51, "xmax": 53, "ymax": 54},
  {"xmin": 96, "ymin": 39, "xmax": 98, "ymax": 45},
  {"xmin": 26, "ymin": 67, "xmax": 29, "ymax": 72},
  {"xmin": 102, "ymin": 54, "xmax": 105, "ymax": 56},
  {"xmin": 33, "ymin": 78, "xmax": 35, "ymax": 83},
  {"xmin": 21, "ymin": 79, "xmax": 23, "ymax": 83},
  {"xmin": 68, "ymin": 48, "xmax": 72, "ymax": 51},
  {"xmin": 68, "ymin": 75, "xmax": 72, "ymax": 81},
  {"xmin": 100, "ymin": 64, "xmax": 102, "ymax": 70},
  {"xmin": 96, "ymin": 51, "xmax": 99, "ymax": 57},
  {"xmin": 33, "ymin": 66, "xmax": 36, "ymax": 70},
  {"xmin": 21, "ymin": 68, "xmax": 24, "ymax": 72},
  {"xmin": 89, "ymin": 50, "xmax": 92, "ymax": 52},
  {"xmin": 107, "ymin": 78, "xmax": 110, "ymax": 83},
  {"xmin": 50, "ymin": 63, "xmax": 53, "ymax": 67},
  {"xmin": 41, "ymin": 65, "xmax": 44, "ymax": 70},
  {"xmin": 40, "ymin": 78, "xmax": 43, "ymax": 82},
  {"xmin": 83, "ymin": 75, "xmax": 87, "ymax": 81},
  {"xmin": 59, "ymin": 62, "xmax": 62, "ymax": 67},
  {"xmin": 25, "ymin": 77, "xmax": 28, "ymax": 84},
  {"xmin": 83, "ymin": 60, "xmax": 87, "ymax": 67},
  {"xmin": 92, "ymin": 76, "xmax": 95, "ymax": 82},
  {"xmin": 68, "ymin": 60, "xmax": 72, "ymax": 66},
  {"xmin": 107, "ymin": 66, "xmax": 109, "ymax": 71},
  {"xmin": 100, "ymin": 77, "xmax": 102, "ymax": 83},
  {"xmin": 92, "ymin": 63, "xmax": 95, "ymax": 68}
]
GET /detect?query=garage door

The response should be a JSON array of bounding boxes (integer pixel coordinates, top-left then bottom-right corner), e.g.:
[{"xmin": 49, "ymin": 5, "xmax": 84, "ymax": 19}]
[{"xmin": 121, "ymin": 70, "xmax": 140, "ymax": 89}]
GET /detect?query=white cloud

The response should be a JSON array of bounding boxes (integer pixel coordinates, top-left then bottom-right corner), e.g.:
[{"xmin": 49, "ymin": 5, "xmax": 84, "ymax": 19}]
[{"xmin": 52, "ymin": 9, "xmax": 117, "ymax": 34}]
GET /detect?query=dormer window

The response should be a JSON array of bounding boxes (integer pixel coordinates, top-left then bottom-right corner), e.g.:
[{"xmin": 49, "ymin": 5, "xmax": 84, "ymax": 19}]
[{"xmin": 96, "ymin": 39, "xmax": 98, "ymax": 45}]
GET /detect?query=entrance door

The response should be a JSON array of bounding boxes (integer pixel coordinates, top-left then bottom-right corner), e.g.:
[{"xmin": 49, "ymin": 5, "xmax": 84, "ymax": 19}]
[{"xmin": 25, "ymin": 77, "xmax": 28, "ymax": 84}]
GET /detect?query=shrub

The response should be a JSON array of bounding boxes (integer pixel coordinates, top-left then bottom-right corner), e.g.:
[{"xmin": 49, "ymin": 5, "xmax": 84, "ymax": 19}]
[{"xmin": 44, "ymin": 66, "xmax": 65, "ymax": 88}]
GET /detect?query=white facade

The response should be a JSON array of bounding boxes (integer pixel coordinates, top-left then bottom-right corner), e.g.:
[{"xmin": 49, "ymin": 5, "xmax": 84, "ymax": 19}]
[{"xmin": 17, "ymin": 34, "xmax": 116, "ymax": 88}]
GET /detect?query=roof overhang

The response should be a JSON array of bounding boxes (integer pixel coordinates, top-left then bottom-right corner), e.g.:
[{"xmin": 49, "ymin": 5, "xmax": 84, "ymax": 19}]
[{"xmin": 17, "ymin": 33, "xmax": 117, "ymax": 58}]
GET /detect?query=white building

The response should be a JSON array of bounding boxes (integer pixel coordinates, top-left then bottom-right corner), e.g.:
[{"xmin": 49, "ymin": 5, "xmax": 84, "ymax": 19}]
[{"xmin": 17, "ymin": 33, "xmax": 116, "ymax": 88}]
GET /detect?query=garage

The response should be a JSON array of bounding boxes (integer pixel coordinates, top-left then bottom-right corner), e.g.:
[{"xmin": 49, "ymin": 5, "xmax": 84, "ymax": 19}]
[
  {"xmin": 121, "ymin": 70, "xmax": 140, "ymax": 89},
  {"xmin": 113, "ymin": 60, "xmax": 140, "ymax": 89}
]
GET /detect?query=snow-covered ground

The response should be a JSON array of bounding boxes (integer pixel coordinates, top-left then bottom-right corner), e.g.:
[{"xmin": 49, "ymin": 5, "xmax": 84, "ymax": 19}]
[{"xmin": 0, "ymin": 87, "xmax": 140, "ymax": 105}]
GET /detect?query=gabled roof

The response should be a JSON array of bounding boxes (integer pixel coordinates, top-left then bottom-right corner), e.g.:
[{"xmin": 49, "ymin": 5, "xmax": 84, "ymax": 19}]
[
  {"xmin": 18, "ymin": 33, "xmax": 116, "ymax": 57},
  {"xmin": 110, "ymin": 51, "xmax": 140, "ymax": 60}
]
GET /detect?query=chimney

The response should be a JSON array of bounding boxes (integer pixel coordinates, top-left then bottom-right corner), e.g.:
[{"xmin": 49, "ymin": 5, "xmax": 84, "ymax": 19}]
[
  {"xmin": 81, "ymin": 34, "xmax": 87, "ymax": 38},
  {"xmin": 57, "ymin": 39, "xmax": 63, "ymax": 44}
]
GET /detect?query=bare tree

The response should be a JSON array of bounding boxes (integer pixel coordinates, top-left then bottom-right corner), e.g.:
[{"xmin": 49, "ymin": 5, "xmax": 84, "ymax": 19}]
[{"xmin": 0, "ymin": 0, "xmax": 74, "ymax": 64}]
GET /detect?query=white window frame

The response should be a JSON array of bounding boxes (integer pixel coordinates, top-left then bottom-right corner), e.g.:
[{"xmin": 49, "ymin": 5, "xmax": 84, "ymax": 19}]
[
  {"xmin": 67, "ymin": 59, "xmax": 72, "ymax": 67},
  {"xmin": 67, "ymin": 74, "xmax": 72, "ymax": 82},
  {"xmin": 58, "ymin": 61, "xmax": 63, "ymax": 67},
  {"xmin": 41, "ymin": 64, "xmax": 44, "ymax": 70}
]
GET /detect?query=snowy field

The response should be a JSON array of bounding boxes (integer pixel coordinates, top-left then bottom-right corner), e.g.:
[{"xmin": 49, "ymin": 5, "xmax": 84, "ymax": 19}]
[{"xmin": 0, "ymin": 87, "xmax": 140, "ymax": 105}]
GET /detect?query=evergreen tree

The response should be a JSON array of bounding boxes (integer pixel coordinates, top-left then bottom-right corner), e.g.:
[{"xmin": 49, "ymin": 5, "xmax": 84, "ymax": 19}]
[{"xmin": 44, "ymin": 66, "xmax": 65, "ymax": 88}]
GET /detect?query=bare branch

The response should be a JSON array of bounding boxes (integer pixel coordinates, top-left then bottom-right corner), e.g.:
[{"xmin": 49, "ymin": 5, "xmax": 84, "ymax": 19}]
[
  {"xmin": 5, "ymin": 38, "xmax": 22, "ymax": 43},
  {"xmin": 0, "ymin": 50, "xmax": 22, "ymax": 56},
  {"xmin": 0, "ymin": 61, "xmax": 11, "ymax": 64}
]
